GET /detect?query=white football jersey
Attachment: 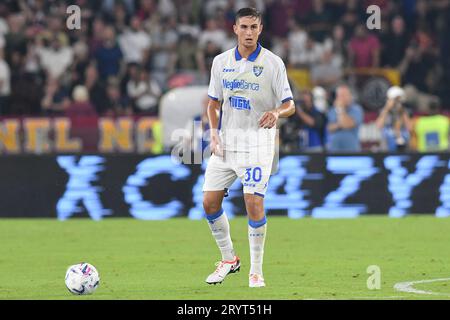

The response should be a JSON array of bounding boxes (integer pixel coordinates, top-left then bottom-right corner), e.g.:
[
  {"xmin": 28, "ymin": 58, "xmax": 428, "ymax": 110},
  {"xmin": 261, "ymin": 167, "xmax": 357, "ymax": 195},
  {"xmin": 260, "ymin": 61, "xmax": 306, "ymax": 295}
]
[{"xmin": 208, "ymin": 43, "xmax": 293, "ymax": 152}]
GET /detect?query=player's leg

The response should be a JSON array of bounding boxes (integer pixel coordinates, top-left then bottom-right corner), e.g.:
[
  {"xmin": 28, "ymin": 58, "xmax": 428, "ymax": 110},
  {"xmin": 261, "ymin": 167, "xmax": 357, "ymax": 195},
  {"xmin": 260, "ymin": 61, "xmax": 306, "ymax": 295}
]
[
  {"xmin": 203, "ymin": 155, "xmax": 240, "ymax": 284},
  {"xmin": 203, "ymin": 190, "xmax": 236, "ymax": 262},
  {"xmin": 244, "ymin": 193, "xmax": 267, "ymax": 288},
  {"xmin": 237, "ymin": 149, "xmax": 273, "ymax": 288}
]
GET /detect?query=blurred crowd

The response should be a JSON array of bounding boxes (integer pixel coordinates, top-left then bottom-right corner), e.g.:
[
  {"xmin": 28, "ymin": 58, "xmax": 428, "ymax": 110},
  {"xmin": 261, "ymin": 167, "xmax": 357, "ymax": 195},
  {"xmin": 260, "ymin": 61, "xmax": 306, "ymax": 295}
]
[{"xmin": 0, "ymin": 0, "xmax": 449, "ymax": 152}]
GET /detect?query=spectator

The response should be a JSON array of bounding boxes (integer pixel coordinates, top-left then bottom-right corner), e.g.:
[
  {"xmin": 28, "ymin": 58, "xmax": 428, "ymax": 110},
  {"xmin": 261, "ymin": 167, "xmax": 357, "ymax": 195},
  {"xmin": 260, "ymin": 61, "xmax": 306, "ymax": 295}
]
[
  {"xmin": 4, "ymin": 13, "xmax": 27, "ymax": 61},
  {"xmin": 312, "ymin": 85, "xmax": 329, "ymax": 114},
  {"xmin": 348, "ymin": 24, "xmax": 380, "ymax": 68},
  {"xmin": 291, "ymin": 35, "xmax": 323, "ymax": 68},
  {"xmin": 0, "ymin": 27, "xmax": 6, "ymax": 53},
  {"xmin": 105, "ymin": 77, "xmax": 132, "ymax": 116},
  {"xmin": 0, "ymin": 0, "xmax": 449, "ymax": 127},
  {"xmin": 271, "ymin": 36, "xmax": 290, "ymax": 64},
  {"xmin": 296, "ymin": 90, "xmax": 327, "ymax": 152},
  {"xmin": 376, "ymin": 94, "xmax": 412, "ymax": 152},
  {"xmin": 222, "ymin": 27, "xmax": 238, "ymax": 51},
  {"xmin": 382, "ymin": 15, "xmax": 410, "ymax": 68},
  {"xmin": 37, "ymin": 14, "xmax": 69, "ymax": 48},
  {"xmin": 94, "ymin": 25, "xmax": 124, "ymax": 80},
  {"xmin": 118, "ymin": 16, "xmax": 151, "ymax": 65},
  {"xmin": 310, "ymin": 48, "xmax": 343, "ymax": 91},
  {"xmin": 196, "ymin": 40, "xmax": 221, "ymax": 82},
  {"xmin": 266, "ymin": 0, "xmax": 292, "ymax": 38},
  {"xmin": 383, "ymin": 15, "xmax": 409, "ymax": 68},
  {"xmin": 136, "ymin": 0, "xmax": 157, "ymax": 21},
  {"xmin": 71, "ymin": 34, "xmax": 90, "ymax": 86},
  {"xmin": 197, "ymin": 18, "xmax": 227, "ymax": 52},
  {"xmin": 104, "ymin": 1, "xmax": 129, "ymax": 33},
  {"xmin": 203, "ymin": 0, "xmax": 229, "ymax": 20},
  {"xmin": 177, "ymin": 12, "xmax": 201, "ymax": 38},
  {"xmin": 36, "ymin": 34, "xmax": 74, "ymax": 80},
  {"xmin": 339, "ymin": 0, "xmax": 362, "ymax": 38},
  {"xmin": 149, "ymin": 15, "xmax": 178, "ymax": 86},
  {"xmin": 173, "ymin": 34, "xmax": 198, "ymax": 71},
  {"xmin": 306, "ymin": 0, "xmax": 332, "ymax": 42},
  {"xmin": 0, "ymin": 48, "xmax": 11, "ymax": 115},
  {"xmin": 127, "ymin": 67, "xmax": 161, "ymax": 115},
  {"xmin": 41, "ymin": 77, "xmax": 71, "ymax": 115},
  {"xmin": 322, "ymin": 24, "xmax": 347, "ymax": 68},
  {"xmin": 102, "ymin": 0, "xmax": 135, "ymax": 15},
  {"xmin": 65, "ymin": 85, "xmax": 97, "ymax": 118},
  {"xmin": 8, "ymin": 50, "xmax": 43, "ymax": 115},
  {"xmin": 287, "ymin": 18, "xmax": 307, "ymax": 67},
  {"xmin": 0, "ymin": 8, "xmax": 8, "ymax": 40},
  {"xmin": 327, "ymin": 84, "xmax": 364, "ymax": 152},
  {"xmin": 411, "ymin": 0, "xmax": 434, "ymax": 33},
  {"xmin": 83, "ymin": 62, "xmax": 108, "ymax": 115},
  {"xmin": 399, "ymin": 38, "xmax": 440, "ymax": 112},
  {"xmin": 233, "ymin": 0, "xmax": 266, "ymax": 15},
  {"xmin": 410, "ymin": 101, "xmax": 449, "ymax": 152},
  {"xmin": 158, "ymin": 0, "xmax": 176, "ymax": 19},
  {"xmin": 88, "ymin": 17, "xmax": 106, "ymax": 56}
]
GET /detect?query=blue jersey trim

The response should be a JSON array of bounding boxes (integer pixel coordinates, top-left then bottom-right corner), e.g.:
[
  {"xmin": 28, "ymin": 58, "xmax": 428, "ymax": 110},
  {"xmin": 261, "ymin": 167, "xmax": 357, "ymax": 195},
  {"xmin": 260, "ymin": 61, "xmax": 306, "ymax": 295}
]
[
  {"xmin": 235, "ymin": 43, "xmax": 262, "ymax": 62},
  {"xmin": 208, "ymin": 95, "xmax": 219, "ymax": 101},
  {"xmin": 281, "ymin": 97, "xmax": 293, "ymax": 104},
  {"xmin": 218, "ymin": 106, "xmax": 223, "ymax": 131},
  {"xmin": 248, "ymin": 215, "xmax": 267, "ymax": 228},
  {"xmin": 254, "ymin": 192, "xmax": 265, "ymax": 198},
  {"xmin": 206, "ymin": 208, "xmax": 224, "ymax": 221}
]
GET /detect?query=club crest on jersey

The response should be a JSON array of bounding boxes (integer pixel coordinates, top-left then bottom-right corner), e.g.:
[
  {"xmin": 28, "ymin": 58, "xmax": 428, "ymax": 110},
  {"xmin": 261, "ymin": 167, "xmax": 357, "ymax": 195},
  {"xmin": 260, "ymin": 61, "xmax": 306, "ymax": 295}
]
[{"xmin": 253, "ymin": 65, "xmax": 264, "ymax": 77}]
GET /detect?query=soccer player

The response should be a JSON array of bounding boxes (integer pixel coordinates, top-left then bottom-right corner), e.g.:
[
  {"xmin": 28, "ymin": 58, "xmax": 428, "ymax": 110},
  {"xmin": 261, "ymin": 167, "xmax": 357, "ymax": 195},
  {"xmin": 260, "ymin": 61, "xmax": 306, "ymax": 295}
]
[{"xmin": 202, "ymin": 7, "xmax": 295, "ymax": 288}]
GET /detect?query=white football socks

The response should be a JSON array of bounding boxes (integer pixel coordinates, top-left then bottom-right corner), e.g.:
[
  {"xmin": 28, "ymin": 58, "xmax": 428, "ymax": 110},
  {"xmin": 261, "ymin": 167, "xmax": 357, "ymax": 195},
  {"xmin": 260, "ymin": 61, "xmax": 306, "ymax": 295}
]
[
  {"xmin": 206, "ymin": 209, "xmax": 235, "ymax": 261},
  {"xmin": 248, "ymin": 217, "xmax": 267, "ymax": 276}
]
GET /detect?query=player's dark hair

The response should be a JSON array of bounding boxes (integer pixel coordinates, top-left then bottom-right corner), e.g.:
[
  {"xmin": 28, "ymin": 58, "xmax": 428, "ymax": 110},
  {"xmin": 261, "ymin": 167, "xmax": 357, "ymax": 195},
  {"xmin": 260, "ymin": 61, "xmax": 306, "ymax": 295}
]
[{"xmin": 235, "ymin": 7, "xmax": 262, "ymax": 23}]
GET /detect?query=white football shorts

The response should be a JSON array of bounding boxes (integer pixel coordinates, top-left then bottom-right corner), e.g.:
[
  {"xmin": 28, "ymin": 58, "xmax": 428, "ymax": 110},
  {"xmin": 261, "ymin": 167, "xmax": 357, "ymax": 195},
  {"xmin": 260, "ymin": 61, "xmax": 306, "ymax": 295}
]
[{"xmin": 202, "ymin": 149, "xmax": 275, "ymax": 197}]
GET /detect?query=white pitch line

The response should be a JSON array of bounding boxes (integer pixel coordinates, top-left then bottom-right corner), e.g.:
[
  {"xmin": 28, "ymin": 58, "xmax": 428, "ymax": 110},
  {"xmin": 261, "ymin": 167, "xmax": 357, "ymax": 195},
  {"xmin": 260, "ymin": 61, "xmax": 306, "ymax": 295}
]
[
  {"xmin": 350, "ymin": 296, "xmax": 406, "ymax": 300},
  {"xmin": 394, "ymin": 278, "xmax": 450, "ymax": 296},
  {"xmin": 303, "ymin": 295, "xmax": 406, "ymax": 300}
]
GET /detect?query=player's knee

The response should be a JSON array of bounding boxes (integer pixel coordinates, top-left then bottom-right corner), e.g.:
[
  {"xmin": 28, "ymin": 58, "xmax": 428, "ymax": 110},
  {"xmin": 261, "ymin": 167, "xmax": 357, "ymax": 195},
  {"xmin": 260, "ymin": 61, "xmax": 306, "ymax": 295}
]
[
  {"xmin": 203, "ymin": 199, "xmax": 222, "ymax": 215},
  {"xmin": 245, "ymin": 196, "xmax": 264, "ymax": 218}
]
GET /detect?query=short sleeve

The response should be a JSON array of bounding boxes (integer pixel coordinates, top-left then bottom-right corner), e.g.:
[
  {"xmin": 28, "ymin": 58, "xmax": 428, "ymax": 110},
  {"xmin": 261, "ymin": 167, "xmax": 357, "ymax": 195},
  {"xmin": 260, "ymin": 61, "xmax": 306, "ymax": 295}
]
[
  {"xmin": 272, "ymin": 57, "xmax": 293, "ymax": 104},
  {"xmin": 350, "ymin": 105, "xmax": 364, "ymax": 126},
  {"xmin": 207, "ymin": 57, "xmax": 223, "ymax": 101},
  {"xmin": 327, "ymin": 108, "xmax": 337, "ymax": 124}
]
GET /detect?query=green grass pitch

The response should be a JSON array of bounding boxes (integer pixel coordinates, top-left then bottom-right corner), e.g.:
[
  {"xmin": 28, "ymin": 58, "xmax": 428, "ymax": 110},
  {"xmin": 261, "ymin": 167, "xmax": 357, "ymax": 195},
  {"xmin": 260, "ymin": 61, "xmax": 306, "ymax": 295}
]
[{"xmin": 1, "ymin": 216, "xmax": 450, "ymax": 300}]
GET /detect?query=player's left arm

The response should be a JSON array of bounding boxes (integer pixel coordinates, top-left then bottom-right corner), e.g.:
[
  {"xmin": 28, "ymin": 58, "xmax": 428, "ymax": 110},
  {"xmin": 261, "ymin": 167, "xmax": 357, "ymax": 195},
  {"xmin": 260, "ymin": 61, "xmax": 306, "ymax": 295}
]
[
  {"xmin": 259, "ymin": 58, "xmax": 296, "ymax": 129},
  {"xmin": 259, "ymin": 99, "xmax": 295, "ymax": 129}
]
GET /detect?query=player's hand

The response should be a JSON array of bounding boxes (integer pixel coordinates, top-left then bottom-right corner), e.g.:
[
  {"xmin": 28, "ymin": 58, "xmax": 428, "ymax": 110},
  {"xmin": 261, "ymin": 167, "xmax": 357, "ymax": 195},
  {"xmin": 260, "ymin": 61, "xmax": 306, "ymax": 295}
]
[
  {"xmin": 259, "ymin": 110, "xmax": 279, "ymax": 129},
  {"xmin": 210, "ymin": 130, "xmax": 223, "ymax": 156}
]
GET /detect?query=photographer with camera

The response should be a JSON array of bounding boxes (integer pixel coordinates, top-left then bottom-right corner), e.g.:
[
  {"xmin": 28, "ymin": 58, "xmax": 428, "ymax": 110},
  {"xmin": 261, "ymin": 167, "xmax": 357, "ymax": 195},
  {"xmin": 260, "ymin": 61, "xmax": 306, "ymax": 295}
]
[{"xmin": 376, "ymin": 86, "xmax": 412, "ymax": 152}]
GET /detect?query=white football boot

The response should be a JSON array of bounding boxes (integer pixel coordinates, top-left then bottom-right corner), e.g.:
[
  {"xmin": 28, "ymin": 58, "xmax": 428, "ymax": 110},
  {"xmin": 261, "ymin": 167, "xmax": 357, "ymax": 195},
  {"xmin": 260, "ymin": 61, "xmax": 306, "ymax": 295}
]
[
  {"xmin": 249, "ymin": 274, "xmax": 266, "ymax": 288},
  {"xmin": 205, "ymin": 256, "xmax": 240, "ymax": 285}
]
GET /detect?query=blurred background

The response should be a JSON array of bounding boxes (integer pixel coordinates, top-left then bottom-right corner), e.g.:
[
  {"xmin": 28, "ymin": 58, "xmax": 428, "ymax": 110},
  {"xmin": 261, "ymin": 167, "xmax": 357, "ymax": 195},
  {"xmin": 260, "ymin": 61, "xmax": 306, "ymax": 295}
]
[
  {"xmin": 1, "ymin": 0, "xmax": 450, "ymax": 220},
  {"xmin": 0, "ymin": 0, "xmax": 449, "ymax": 154},
  {"xmin": 2, "ymin": 1, "xmax": 450, "ymax": 300}
]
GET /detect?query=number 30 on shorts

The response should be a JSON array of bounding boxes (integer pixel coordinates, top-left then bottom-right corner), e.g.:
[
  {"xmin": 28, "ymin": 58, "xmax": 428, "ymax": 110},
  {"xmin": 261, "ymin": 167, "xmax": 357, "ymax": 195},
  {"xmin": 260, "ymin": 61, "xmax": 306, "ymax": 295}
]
[{"xmin": 244, "ymin": 167, "xmax": 262, "ymax": 182}]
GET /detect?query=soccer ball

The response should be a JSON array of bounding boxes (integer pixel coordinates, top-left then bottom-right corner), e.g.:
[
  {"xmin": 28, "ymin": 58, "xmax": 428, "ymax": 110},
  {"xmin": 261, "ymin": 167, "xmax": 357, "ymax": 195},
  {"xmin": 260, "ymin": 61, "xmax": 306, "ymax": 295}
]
[{"xmin": 65, "ymin": 262, "xmax": 100, "ymax": 295}]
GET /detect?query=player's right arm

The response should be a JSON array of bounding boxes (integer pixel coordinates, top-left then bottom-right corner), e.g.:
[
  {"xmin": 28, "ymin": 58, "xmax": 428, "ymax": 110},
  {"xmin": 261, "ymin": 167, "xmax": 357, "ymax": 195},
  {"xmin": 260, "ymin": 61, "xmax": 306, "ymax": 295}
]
[
  {"xmin": 207, "ymin": 98, "xmax": 222, "ymax": 155},
  {"xmin": 207, "ymin": 56, "xmax": 224, "ymax": 155}
]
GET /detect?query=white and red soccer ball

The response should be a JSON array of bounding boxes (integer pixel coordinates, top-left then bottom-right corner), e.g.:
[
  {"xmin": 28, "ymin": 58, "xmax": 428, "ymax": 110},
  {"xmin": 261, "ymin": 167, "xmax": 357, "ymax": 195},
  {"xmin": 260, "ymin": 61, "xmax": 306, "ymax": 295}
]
[{"xmin": 65, "ymin": 262, "xmax": 100, "ymax": 295}]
